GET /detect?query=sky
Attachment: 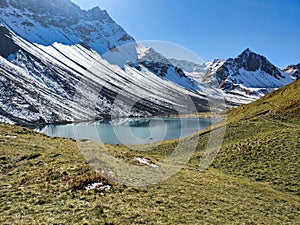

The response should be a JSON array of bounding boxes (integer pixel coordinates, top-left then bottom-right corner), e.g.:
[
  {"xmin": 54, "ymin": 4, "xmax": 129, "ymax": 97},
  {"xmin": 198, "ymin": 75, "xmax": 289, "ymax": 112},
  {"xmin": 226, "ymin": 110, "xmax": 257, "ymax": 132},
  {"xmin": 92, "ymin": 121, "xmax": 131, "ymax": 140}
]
[{"xmin": 72, "ymin": 0, "xmax": 300, "ymax": 68}]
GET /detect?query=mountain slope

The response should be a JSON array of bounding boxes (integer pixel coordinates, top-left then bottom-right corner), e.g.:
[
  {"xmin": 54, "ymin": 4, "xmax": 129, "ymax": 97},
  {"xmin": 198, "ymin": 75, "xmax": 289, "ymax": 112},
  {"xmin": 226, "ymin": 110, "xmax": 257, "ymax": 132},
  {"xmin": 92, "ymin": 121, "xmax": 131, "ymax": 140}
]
[
  {"xmin": 0, "ymin": 0, "xmax": 224, "ymax": 125},
  {"xmin": 209, "ymin": 79, "xmax": 300, "ymax": 194},
  {"xmin": 227, "ymin": 78, "xmax": 300, "ymax": 124},
  {"xmin": 171, "ymin": 49, "xmax": 295, "ymax": 106},
  {"xmin": 0, "ymin": 29, "xmax": 214, "ymax": 125},
  {"xmin": 168, "ymin": 58, "xmax": 207, "ymax": 75},
  {"xmin": 135, "ymin": 45, "xmax": 224, "ymax": 98}
]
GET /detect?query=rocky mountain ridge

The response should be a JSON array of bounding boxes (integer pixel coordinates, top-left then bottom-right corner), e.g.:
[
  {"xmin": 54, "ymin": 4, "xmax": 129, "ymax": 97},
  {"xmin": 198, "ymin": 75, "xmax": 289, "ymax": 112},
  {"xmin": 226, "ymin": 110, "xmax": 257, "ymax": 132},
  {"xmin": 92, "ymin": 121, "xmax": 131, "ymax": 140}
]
[{"xmin": 176, "ymin": 49, "xmax": 295, "ymax": 102}]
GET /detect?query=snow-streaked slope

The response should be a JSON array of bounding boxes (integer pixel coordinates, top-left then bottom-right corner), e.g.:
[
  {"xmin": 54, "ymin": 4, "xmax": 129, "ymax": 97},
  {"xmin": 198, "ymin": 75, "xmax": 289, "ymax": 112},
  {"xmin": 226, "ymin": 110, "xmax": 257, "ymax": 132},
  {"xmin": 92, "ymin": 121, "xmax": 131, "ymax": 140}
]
[
  {"xmin": 0, "ymin": 0, "xmax": 227, "ymax": 125},
  {"xmin": 135, "ymin": 45, "xmax": 225, "ymax": 98},
  {"xmin": 0, "ymin": 25, "xmax": 216, "ymax": 125},
  {"xmin": 0, "ymin": 0, "xmax": 221, "ymax": 92}
]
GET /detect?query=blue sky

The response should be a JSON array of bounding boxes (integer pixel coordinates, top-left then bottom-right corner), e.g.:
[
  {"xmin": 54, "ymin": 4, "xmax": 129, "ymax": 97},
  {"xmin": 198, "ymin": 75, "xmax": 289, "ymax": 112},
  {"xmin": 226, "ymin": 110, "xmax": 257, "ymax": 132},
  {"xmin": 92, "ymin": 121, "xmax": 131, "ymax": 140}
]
[{"xmin": 72, "ymin": 0, "xmax": 300, "ymax": 68}]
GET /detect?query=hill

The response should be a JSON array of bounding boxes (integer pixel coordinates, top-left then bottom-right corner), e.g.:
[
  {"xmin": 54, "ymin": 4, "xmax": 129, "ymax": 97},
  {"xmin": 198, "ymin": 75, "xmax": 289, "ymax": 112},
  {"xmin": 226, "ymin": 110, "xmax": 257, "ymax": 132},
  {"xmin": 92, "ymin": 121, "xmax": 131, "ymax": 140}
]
[{"xmin": 211, "ymin": 79, "xmax": 300, "ymax": 194}]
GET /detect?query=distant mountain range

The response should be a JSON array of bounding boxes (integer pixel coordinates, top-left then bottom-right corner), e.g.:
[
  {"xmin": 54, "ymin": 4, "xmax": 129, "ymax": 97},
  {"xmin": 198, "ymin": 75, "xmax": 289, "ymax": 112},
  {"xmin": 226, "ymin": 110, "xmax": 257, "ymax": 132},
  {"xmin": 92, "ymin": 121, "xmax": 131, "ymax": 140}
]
[{"xmin": 0, "ymin": 0, "xmax": 297, "ymax": 125}]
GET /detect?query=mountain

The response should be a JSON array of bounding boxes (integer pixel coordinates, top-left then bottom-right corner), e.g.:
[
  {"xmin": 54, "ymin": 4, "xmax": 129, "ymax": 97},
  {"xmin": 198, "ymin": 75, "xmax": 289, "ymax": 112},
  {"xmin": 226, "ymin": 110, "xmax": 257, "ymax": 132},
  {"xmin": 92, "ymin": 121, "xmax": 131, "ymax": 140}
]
[
  {"xmin": 283, "ymin": 63, "xmax": 300, "ymax": 80},
  {"xmin": 195, "ymin": 49, "xmax": 294, "ymax": 104},
  {"xmin": 171, "ymin": 49, "xmax": 295, "ymax": 106},
  {"xmin": 202, "ymin": 49, "xmax": 293, "ymax": 92},
  {"xmin": 134, "ymin": 45, "xmax": 224, "ymax": 97},
  {"xmin": 0, "ymin": 0, "xmax": 223, "ymax": 126},
  {"xmin": 0, "ymin": 0, "xmax": 296, "ymax": 125},
  {"xmin": 0, "ymin": 0, "xmax": 139, "ymax": 66},
  {"xmin": 0, "ymin": 26, "xmax": 214, "ymax": 125},
  {"xmin": 169, "ymin": 49, "xmax": 295, "ymax": 106},
  {"xmin": 0, "ymin": 0, "xmax": 135, "ymax": 55}
]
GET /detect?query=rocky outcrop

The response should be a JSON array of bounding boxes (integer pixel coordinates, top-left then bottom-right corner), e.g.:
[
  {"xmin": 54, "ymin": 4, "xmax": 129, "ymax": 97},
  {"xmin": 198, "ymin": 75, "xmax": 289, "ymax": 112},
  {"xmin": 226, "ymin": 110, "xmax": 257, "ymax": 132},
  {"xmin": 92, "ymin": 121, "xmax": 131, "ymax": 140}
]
[
  {"xmin": 0, "ymin": 26, "xmax": 20, "ymax": 58},
  {"xmin": 283, "ymin": 63, "xmax": 300, "ymax": 79}
]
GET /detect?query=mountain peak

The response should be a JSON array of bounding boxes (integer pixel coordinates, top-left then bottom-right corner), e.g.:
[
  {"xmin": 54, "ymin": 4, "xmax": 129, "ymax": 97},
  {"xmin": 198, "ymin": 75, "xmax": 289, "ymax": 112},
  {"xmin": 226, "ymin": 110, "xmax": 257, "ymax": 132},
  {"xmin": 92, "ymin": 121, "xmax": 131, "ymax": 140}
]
[
  {"xmin": 235, "ymin": 48, "xmax": 273, "ymax": 72},
  {"xmin": 2, "ymin": 0, "xmax": 113, "ymax": 24},
  {"xmin": 210, "ymin": 48, "xmax": 292, "ymax": 93},
  {"xmin": 137, "ymin": 45, "xmax": 170, "ymax": 64},
  {"xmin": 86, "ymin": 6, "xmax": 111, "ymax": 22},
  {"xmin": 0, "ymin": 0, "xmax": 135, "ymax": 55},
  {"xmin": 238, "ymin": 48, "xmax": 257, "ymax": 58},
  {"xmin": 242, "ymin": 48, "xmax": 252, "ymax": 54}
]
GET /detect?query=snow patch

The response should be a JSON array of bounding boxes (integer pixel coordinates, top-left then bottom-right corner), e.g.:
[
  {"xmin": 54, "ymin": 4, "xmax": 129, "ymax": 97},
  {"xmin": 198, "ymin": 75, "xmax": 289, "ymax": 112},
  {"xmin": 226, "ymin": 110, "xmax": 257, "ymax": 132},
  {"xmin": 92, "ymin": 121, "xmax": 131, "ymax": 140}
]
[
  {"xmin": 4, "ymin": 135, "xmax": 17, "ymax": 138},
  {"xmin": 136, "ymin": 157, "xmax": 158, "ymax": 168},
  {"xmin": 85, "ymin": 183, "xmax": 111, "ymax": 191}
]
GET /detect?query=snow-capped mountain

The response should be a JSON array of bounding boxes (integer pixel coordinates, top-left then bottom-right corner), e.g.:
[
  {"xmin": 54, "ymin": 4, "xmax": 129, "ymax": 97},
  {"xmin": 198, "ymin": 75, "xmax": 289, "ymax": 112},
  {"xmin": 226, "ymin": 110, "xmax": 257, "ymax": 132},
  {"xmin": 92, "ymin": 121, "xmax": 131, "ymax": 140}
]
[
  {"xmin": 192, "ymin": 59, "xmax": 225, "ymax": 87},
  {"xmin": 171, "ymin": 49, "xmax": 295, "ymax": 105},
  {"xmin": 137, "ymin": 45, "xmax": 171, "ymax": 65},
  {"xmin": 135, "ymin": 45, "xmax": 196, "ymax": 89},
  {"xmin": 198, "ymin": 49, "xmax": 294, "ymax": 102},
  {"xmin": 0, "ymin": 0, "xmax": 139, "ymax": 67},
  {"xmin": 283, "ymin": 63, "xmax": 300, "ymax": 80},
  {"xmin": 0, "ymin": 0, "xmax": 222, "ymax": 125},
  {"xmin": 0, "ymin": 0, "xmax": 135, "ymax": 55},
  {"xmin": 134, "ymin": 45, "xmax": 224, "ymax": 98},
  {"xmin": 0, "ymin": 27, "xmax": 214, "ymax": 125}
]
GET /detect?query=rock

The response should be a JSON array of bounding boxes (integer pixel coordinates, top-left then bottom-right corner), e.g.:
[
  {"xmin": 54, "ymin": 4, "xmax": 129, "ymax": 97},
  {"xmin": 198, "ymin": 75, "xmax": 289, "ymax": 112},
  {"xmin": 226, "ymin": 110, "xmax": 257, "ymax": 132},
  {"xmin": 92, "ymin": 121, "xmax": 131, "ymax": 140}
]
[{"xmin": 0, "ymin": 26, "xmax": 20, "ymax": 58}]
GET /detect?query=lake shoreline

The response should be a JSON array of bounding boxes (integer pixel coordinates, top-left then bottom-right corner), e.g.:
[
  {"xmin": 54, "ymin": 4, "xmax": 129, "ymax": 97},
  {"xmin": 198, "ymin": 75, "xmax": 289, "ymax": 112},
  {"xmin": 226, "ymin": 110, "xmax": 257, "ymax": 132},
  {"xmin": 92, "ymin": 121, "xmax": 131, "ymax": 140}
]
[
  {"xmin": 30, "ymin": 112, "xmax": 225, "ymax": 129},
  {"xmin": 35, "ymin": 117, "xmax": 221, "ymax": 145}
]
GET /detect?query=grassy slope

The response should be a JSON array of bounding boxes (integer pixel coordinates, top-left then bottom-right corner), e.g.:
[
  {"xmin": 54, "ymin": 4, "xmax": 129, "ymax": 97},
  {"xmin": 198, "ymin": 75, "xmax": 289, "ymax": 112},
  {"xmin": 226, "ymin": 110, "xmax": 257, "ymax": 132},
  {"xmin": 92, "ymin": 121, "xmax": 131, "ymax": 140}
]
[
  {"xmin": 0, "ymin": 80, "xmax": 299, "ymax": 224},
  {"xmin": 212, "ymin": 79, "xmax": 300, "ymax": 194}
]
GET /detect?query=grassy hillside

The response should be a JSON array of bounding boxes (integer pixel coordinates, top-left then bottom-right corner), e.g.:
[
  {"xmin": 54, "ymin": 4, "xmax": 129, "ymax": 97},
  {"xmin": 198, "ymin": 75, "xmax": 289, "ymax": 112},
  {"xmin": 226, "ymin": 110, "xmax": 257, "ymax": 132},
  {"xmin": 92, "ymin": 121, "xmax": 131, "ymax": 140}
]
[
  {"xmin": 212, "ymin": 79, "xmax": 300, "ymax": 194},
  {"xmin": 228, "ymin": 77, "xmax": 300, "ymax": 124},
  {"xmin": 0, "ymin": 80, "xmax": 299, "ymax": 224}
]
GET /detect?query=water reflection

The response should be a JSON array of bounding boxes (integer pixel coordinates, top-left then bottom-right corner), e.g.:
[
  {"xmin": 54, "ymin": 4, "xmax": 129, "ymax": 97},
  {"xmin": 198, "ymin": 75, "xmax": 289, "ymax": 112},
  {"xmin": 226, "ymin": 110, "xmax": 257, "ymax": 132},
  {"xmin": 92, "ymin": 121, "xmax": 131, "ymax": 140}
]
[{"xmin": 36, "ymin": 117, "xmax": 219, "ymax": 145}]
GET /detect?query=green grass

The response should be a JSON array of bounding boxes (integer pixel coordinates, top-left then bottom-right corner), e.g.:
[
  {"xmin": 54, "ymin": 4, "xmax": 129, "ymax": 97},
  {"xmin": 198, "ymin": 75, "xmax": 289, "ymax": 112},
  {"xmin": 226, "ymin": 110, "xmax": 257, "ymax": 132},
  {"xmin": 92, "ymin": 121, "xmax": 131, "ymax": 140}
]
[
  {"xmin": 0, "ymin": 79, "xmax": 299, "ymax": 224},
  {"xmin": 211, "ymin": 79, "xmax": 300, "ymax": 194},
  {"xmin": 227, "ymin": 78, "xmax": 300, "ymax": 125}
]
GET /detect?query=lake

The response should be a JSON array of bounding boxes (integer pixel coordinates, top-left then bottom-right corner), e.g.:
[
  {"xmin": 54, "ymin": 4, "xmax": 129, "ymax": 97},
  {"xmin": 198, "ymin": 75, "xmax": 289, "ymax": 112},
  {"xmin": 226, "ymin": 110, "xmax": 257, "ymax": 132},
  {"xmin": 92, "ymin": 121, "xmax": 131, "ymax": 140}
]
[{"xmin": 36, "ymin": 117, "xmax": 219, "ymax": 145}]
